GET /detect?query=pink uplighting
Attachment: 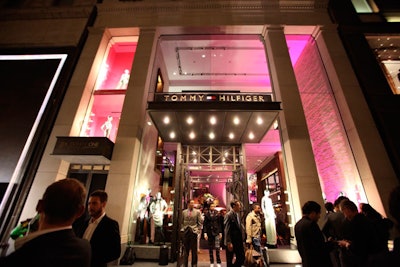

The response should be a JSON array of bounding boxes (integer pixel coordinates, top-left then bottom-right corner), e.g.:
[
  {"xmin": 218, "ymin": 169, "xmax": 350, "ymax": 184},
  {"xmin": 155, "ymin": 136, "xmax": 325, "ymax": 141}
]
[{"xmin": 288, "ymin": 35, "xmax": 367, "ymax": 204}]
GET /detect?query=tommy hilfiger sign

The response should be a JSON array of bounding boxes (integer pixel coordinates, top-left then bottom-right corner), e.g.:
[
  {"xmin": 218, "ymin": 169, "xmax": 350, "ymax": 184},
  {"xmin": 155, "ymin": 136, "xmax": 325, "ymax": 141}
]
[{"xmin": 155, "ymin": 93, "xmax": 272, "ymax": 102}]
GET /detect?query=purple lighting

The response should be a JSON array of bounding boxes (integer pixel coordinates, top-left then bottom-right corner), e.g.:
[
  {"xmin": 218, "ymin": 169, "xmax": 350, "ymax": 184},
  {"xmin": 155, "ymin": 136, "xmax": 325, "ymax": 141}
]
[{"xmin": 287, "ymin": 35, "xmax": 367, "ymax": 204}]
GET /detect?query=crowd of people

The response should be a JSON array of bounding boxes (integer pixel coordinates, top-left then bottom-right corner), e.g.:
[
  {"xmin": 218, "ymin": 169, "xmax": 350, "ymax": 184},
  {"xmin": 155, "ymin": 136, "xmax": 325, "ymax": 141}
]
[
  {"xmin": 1, "ymin": 177, "xmax": 399, "ymax": 267},
  {"xmin": 295, "ymin": 187, "xmax": 400, "ymax": 267}
]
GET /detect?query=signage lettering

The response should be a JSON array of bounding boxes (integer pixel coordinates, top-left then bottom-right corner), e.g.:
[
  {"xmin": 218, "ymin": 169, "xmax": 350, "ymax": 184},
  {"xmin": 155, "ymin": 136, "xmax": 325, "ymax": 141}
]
[{"xmin": 157, "ymin": 93, "xmax": 271, "ymax": 102}]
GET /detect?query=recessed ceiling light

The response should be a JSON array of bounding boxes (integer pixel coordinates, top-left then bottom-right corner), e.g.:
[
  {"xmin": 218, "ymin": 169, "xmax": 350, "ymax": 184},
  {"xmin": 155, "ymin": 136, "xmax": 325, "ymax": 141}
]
[
  {"xmin": 187, "ymin": 117, "xmax": 193, "ymax": 125},
  {"xmin": 189, "ymin": 131, "xmax": 195, "ymax": 139},
  {"xmin": 233, "ymin": 117, "xmax": 240, "ymax": 125},
  {"xmin": 229, "ymin": 133, "xmax": 234, "ymax": 139},
  {"xmin": 163, "ymin": 116, "xmax": 170, "ymax": 124},
  {"xmin": 249, "ymin": 132, "xmax": 254, "ymax": 139},
  {"xmin": 209, "ymin": 132, "xmax": 215, "ymax": 139},
  {"xmin": 147, "ymin": 121, "xmax": 152, "ymax": 126},
  {"xmin": 256, "ymin": 117, "xmax": 263, "ymax": 125},
  {"xmin": 201, "ymin": 54, "xmax": 206, "ymax": 58},
  {"xmin": 169, "ymin": 131, "xmax": 175, "ymax": 139},
  {"xmin": 210, "ymin": 116, "xmax": 216, "ymax": 125}
]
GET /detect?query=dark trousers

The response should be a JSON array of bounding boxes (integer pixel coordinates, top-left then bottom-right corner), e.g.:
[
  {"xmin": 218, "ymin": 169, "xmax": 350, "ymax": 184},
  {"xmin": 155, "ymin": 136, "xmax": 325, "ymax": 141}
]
[
  {"xmin": 183, "ymin": 230, "xmax": 198, "ymax": 267},
  {"xmin": 207, "ymin": 235, "xmax": 221, "ymax": 264},
  {"xmin": 226, "ymin": 241, "xmax": 245, "ymax": 267}
]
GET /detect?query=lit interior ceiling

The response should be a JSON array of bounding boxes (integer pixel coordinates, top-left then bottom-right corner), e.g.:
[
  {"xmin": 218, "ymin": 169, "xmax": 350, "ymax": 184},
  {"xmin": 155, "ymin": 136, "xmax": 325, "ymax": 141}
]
[
  {"xmin": 151, "ymin": 34, "xmax": 309, "ymax": 173},
  {"xmin": 148, "ymin": 102, "xmax": 280, "ymax": 145}
]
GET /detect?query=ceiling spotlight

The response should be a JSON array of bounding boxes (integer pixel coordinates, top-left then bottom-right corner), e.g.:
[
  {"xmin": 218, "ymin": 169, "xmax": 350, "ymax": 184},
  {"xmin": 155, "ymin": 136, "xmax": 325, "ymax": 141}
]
[
  {"xmin": 186, "ymin": 116, "xmax": 194, "ymax": 125},
  {"xmin": 210, "ymin": 116, "xmax": 216, "ymax": 125},
  {"xmin": 163, "ymin": 116, "xmax": 170, "ymax": 124},
  {"xmin": 229, "ymin": 133, "xmax": 234, "ymax": 139},
  {"xmin": 209, "ymin": 132, "xmax": 215, "ymax": 139},
  {"xmin": 256, "ymin": 117, "xmax": 263, "ymax": 125},
  {"xmin": 169, "ymin": 131, "xmax": 175, "ymax": 139},
  {"xmin": 249, "ymin": 132, "xmax": 255, "ymax": 139},
  {"xmin": 233, "ymin": 117, "xmax": 240, "ymax": 125},
  {"xmin": 189, "ymin": 131, "xmax": 195, "ymax": 139},
  {"xmin": 147, "ymin": 121, "xmax": 152, "ymax": 126}
]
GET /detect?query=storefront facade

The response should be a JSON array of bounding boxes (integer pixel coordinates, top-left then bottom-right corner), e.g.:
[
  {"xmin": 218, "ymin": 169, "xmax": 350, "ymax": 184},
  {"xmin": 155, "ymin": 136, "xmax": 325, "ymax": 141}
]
[{"xmin": 1, "ymin": 0, "xmax": 399, "ymax": 262}]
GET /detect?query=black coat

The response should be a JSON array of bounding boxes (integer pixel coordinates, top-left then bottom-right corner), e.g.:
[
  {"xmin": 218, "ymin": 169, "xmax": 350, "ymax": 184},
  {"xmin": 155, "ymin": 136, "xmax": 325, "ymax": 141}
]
[
  {"xmin": 203, "ymin": 210, "xmax": 222, "ymax": 237},
  {"xmin": 295, "ymin": 216, "xmax": 332, "ymax": 267},
  {"xmin": 75, "ymin": 215, "xmax": 121, "ymax": 267},
  {"xmin": 0, "ymin": 229, "xmax": 91, "ymax": 267}
]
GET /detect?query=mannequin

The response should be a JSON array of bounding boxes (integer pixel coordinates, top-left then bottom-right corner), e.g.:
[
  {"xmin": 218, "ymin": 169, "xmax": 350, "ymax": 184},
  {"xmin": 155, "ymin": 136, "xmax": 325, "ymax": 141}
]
[
  {"xmin": 261, "ymin": 190, "xmax": 277, "ymax": 247},
  {"xmin": 116, "ymin": 69, "xmax": 130, "ymax": 89},
  {"xmin": 138, "ymin": 193, "xmax": 150, "ymax": 244},
  {"xmin": 150, "ymin": 192, "xmax": 168, "ymax": 244},
  {"xmin": 100, "ymin": 115, "xmax": 113, "ymax": 138}
]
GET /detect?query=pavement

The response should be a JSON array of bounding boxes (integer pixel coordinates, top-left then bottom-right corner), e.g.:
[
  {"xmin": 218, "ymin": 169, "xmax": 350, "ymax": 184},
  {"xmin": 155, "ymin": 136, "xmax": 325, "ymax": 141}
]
[{"xmin": 125, "ymin": 261, "xmax": 301, "ymax": 266}]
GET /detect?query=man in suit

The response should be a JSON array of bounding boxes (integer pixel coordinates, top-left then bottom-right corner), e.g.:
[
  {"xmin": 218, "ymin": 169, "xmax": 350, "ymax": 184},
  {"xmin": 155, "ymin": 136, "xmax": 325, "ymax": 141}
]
[
  {"xmin": 224, "ymin": 199, "xmax": 245, "ymax": 267},
  {"xmin": 75, "ymin": 190, "xmax": 121, "ymax": 267},
  {"xmin": 0, "ymin": 178, "xmax": 91, "ymax": 267},
  {"xmin": 181, "ymin": 199, "xmax": 203, "ymax": 267},
  {"xmin": 295, "ymin": 201, "xmax": 332, "ymax": 267}
]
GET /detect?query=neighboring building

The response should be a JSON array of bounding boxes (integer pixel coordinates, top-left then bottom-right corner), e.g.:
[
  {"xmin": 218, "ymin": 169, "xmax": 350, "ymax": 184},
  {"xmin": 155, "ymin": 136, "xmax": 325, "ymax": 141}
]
[{"xmin": 0, "ymin": 0, "xmax": 399, "ymax": 263}]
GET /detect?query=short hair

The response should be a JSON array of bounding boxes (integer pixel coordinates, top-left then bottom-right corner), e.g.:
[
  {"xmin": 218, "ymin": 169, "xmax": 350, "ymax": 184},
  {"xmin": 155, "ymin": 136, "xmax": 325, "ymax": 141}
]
[
  {"xmin": 42, "ymin": 178, "xmax": 86, "ymax": 224},
  {"xmin": 301, "ymin": 201, "xmax": 321, "ymax": 215},
  {"xmin": 230, "ymin": 199, "xmax": 240, "ymax": 208},
  {"xmin": 325, "ymin": 202, "xmax": 334, "ymax": 212},
  {"xmin": 389, "ymin": 186, "xmax": 400, "ymax": 224},
  {"xmin": 340, "ymin": 200, "xmax": 358, "ymax": 212},
  {"xmin": 90, "ymin": 190, "xmax": 108, "ymax": 203},
  {"xmin": 252, "ymin": 202, "xmax": 260, "ymax": 210},
  {"xmin": 334, "ymin": 196, "xmax": 349, "ymax": 207}
]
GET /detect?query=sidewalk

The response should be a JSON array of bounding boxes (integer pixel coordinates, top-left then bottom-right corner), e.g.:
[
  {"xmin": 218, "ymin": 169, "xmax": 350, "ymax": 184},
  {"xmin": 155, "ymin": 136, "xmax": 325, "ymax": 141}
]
[{"xmin": 128, "ymin": 261, "xmax": 301, "ymax": 266}]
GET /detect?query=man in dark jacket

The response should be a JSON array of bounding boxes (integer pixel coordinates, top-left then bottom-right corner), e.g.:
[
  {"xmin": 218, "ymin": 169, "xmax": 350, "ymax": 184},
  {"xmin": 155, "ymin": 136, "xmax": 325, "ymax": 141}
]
[
  {"xmin": 224, "ymin": 199, "xmax": 245, "ymax": 267},
  {"xmin": 203, "ymin": 203, "xmax": 222, "ymax": 267},
  {"xmin": 0, "ymin": 179, "xmax": 91, "ymax": 267},
  {"xmin": 74, "ymin": 190, "xmax": 121, "ymax": 267},
  {"xmin": 295, "ymin": 201, "xmax": 332, "ymax": 267}
]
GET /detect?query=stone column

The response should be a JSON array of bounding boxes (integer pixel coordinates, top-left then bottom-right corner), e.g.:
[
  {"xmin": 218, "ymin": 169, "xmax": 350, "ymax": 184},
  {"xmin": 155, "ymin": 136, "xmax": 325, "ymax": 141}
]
[
  {"xmin": 106, "ymin": 28, "xmax": 158, "ymax": 243},
  {"xmin": 314, "ymin": 26, "xmax": 399, "ymax": 216},
  {"xmin": 20, "ymin": 27, "xmax": 108, "ymax": 222},
  {"xmin": 262, "ymin": 26, "xmax": 325, "ymax": 224}
]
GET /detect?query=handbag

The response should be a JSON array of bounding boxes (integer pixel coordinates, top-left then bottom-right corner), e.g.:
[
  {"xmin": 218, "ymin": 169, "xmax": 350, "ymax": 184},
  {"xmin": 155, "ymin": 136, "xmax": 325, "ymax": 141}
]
[
  {"xmin": 119, "ymin": 245, "xmax": 136, "ymax": 265},
  {"xmin": 244, "ymin": 244, "xmax": 262, "ymax": 267}
]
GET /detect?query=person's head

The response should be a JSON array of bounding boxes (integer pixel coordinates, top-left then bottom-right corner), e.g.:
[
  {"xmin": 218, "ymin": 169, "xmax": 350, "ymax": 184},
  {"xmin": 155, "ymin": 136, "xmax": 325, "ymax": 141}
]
[
  {"xmin": 87, "ymin": 190, "xmax": 108, "ymax": 219},
  {"xmin": 156, "ymin": 192, "xmax": 162, "ymax": 200},
  {"xmin": 325, "ymin": 202, "xmax": 334, "ymax": 213},
  {"xmin": 301, "ymin": 201, "xmax": 321, "ymax": 222},
  {"xmin": 389, "ymin": 186, "xmax": 400, "ymax": 229},
  {"xmin": 252, "ymin": 202, "xmax": 261, "ymax": 214},
  {"xmin": 333, "ymin": 196, "xmax": 349, "ymax": 211},
  {"xmin": 209, "ymin": 203, "xmax": 216, "ymax": 211},
  {"xmin": 188, "ymin": 199, "xmax": 195, "ymax": 210},
  {"xmin": 360, "ymin": 203, "xmax": 382, "ymax": 220},
  {"xmin": 230, "ymin": 199, "xmax": 241, "ymax": 212},
  {"xmin": 37, "ymin": 178, "xmax": 86, "ymax": 229},
  {"xmin": 340, "ymin": 199, "xmax": 358, "ymax": 220}
]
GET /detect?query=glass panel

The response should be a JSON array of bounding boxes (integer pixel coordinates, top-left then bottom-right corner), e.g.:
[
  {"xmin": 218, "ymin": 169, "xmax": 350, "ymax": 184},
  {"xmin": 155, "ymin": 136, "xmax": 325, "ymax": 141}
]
[
  {"xmin": 366, "ymin": 35, "xmax": 400, "ymax": 95},
  {"xmin": 80, "ymin": 37, "xmax": 138, "ymax": 142}
]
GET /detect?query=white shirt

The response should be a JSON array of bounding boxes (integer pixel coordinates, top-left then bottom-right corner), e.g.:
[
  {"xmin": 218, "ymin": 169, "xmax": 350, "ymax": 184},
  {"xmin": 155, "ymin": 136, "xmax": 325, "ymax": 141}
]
[{"xmin": 83, "ymin": 213, "xmax": 105, "ymax": 241}]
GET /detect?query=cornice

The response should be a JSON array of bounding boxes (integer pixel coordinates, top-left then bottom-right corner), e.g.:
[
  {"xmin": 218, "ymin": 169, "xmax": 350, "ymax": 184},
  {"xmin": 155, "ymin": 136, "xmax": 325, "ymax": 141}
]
[
  {"xmin": 0, "ymin": 6, "xmax": 94, "ymax": 21},
  {"xmin": 98, "ymin": 0, "xmax": 329, "ymax": 14}
]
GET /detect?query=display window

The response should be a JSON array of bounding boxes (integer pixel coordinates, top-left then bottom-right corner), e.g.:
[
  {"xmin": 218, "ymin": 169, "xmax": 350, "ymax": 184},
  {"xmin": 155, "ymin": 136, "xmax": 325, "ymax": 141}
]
[
  {"xmin": 80, "ymin": 37, "xmax": 138, "ymax": 142},
  {"xmin": 366, "ymin": 35, "xmax": 400, "ymax": 95}
]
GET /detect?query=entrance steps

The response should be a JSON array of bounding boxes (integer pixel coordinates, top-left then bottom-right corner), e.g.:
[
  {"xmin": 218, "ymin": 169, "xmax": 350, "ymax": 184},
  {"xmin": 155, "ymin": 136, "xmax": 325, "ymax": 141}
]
[{"xmin": 131, "ymin": 244, "xmax": 301, "ymax": 264}]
